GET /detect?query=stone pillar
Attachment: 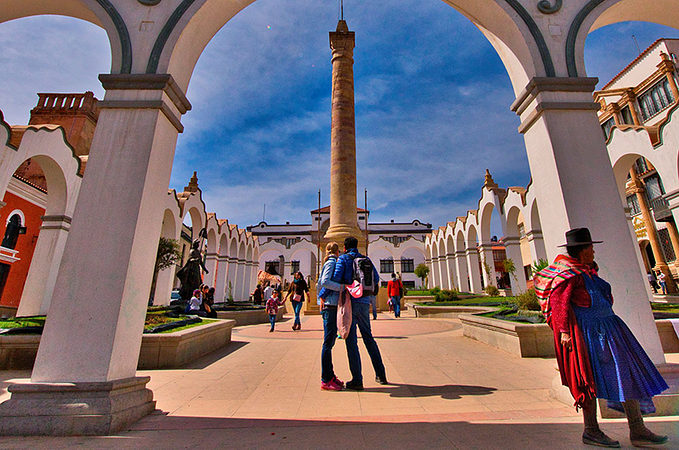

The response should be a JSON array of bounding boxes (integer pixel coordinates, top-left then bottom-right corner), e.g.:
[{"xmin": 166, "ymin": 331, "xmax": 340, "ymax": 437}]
[
  {"xmin": 512, "ymin": 77, "xmax": 664, "ymax": 363},
  {"xmin": 455, "ymin": 249, "xmax": 469, "ymax": 292},
  {"xmin": 478, "ymin": 243, "xmax": 497, "ymax": 288},
  {"xmin": 226, "ymin": 257, "xmax": 238, "ymax": 301},
  {"xmin": 430, "ymin": 255, "xmax": 440, "ymax": 288},
  {"xmin": 424, "ymin": 258, "xmax": 432, "ymax": 288},
  {"xmin": 204, "ymin": 252, "xmax": 218, "ymax": 287},
  {"xmin": 446, "ymin": 253, "xmax": 459, "ymax": 290},
  {"xmin": 629, "ymin": 167, "xmax": 676, "ymax": 293},
  {"xmin": 153, "ymin": 264, "xmax": 176, "ymax": 306},
  {"xmin": 17, "ymin": 215, "xmax": 71, "ymax": 316},
  {"xmin": 526, "ymin": 229, "xmax": 548, "ymax": 266},
  {"xmin": 658, "ymin": 52, "xmax": 679, "ymax": 102},
  {"xmin": 214, "ymin": 255, "xmax": 229, "ymax": 302},
  {"xmin": 438, "ymin": 256, "xmax": 449, "ymax": 290},
  {"xmin": 466, "ymin": 247, "xmax": 483, "ymax": 294},
  {"xmin": 323, "ymin": 20, "xmax": 362, "ymax": 247},
  {"xmin": 235, "ymin": 259, "xmax": 245, "ymax": 301},
  {"xmin": 0, "ymin": 74, "xmax": 191, "ymax": 434},
  {"xmin": 503, "ymin": 236, "xmax": 527, "ymax": 294},
  {"xmin": 621, "ymin": 89, "xmax": 641, "ymax": 126}
]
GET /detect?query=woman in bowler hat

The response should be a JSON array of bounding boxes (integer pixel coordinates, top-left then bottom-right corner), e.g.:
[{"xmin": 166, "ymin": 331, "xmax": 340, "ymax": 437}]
[{"xmin": 534, "ymin": 228, "xmax": 668, "ymax": 448}]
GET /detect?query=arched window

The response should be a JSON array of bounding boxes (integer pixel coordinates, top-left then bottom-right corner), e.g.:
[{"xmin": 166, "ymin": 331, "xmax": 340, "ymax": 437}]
[{"xmin": 2, "ymin": 215, "xmax": 22, "ymax": 250}]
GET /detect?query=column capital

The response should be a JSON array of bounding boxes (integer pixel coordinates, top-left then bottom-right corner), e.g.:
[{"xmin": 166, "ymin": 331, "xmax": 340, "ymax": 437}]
[
  {"xmin": 511, "ymin": 77, "xmax": 600, "ymax": 134},
  {"xmin": 98, "ymin": 74, "xmax": 191, "ymax": 133}
]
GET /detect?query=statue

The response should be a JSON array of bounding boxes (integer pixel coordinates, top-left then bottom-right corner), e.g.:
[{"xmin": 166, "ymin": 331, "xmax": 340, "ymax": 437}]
[{"xmin": 176, "ymin": 235, "xmax": 209, "ymax": 301}]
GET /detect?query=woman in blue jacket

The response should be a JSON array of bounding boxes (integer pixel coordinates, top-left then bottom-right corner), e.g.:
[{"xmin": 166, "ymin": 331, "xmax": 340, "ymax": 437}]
[{"xmin": 317, "ymin": 242, "xmax": 344, "ymax": 390}]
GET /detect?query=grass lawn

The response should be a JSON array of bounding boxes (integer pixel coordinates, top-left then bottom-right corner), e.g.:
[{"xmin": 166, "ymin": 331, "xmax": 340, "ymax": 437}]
[
  {"xmin": 158, "ymin": 319, "xmax": 218, "ymax": 333},
  {"xmin": 404, "ymin": 290, "xmax": 433, "ymax": 296},
  {"xmin": 415, "ymin": 296, "xmax": 512, "ymax": 306},
  {"xmin": 651, "ymin": 303, "xmax": 679, "ymax": 314},
  {"xmin": 0, "ymin": 316, "xmax": 46, "ymax": 329}
]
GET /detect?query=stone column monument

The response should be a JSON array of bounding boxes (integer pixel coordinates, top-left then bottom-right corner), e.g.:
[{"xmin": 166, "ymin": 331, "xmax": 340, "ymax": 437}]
[{"xmin": 323, "ymin": 20, "xmax": 362, "ymax": 248}]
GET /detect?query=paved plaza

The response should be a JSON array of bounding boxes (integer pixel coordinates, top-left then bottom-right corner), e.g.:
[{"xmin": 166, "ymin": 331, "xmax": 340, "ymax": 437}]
[{"xmin": 1, "ymin": 310, "xmax": 678, "ymax": 449}]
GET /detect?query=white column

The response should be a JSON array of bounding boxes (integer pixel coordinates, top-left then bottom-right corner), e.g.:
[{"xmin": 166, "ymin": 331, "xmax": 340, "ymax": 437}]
[
  {"xmin": 446, "ymin": 253, "xmax": 459, "ymax": 290},
  {"xmin": 513, "ymin": 77, "xmax": 664, "ymax": 363},
  {"xmin": 243, "ymin": 261, "xmax": 252, "ymax": 299},
  {"xmin": 31, "ymin": 74, "xmax": 190, "ymax": 382},
  {"xmin": 424, "ymin": 258, "xmax": 432, "ymax": 288},
  {"xmin": 214, "ymin": 255, "xmax": 229, "ymax": 302},
  {"xmin": 153, "ymin": 265, "xmax": 176, "ymax": 306},
  {"xmin": 479, "ymin": 243, "xmax": 497, "ymax": 288},
  {"xmin": 527, "ymin": 229, "xmax": 548, "ymax": 265},
  {"xmin": 455, "ymin": 250, "xmax": 469, "ymax": 292},
  {"xmin": 235, "ymin": 259, "xmax": 245, "ymax": 301},
  {"xmin": 203, "ymin": 252, "xmax": 218, "ymax": 287},
  {"xmin": 439, "ymin": 257, "xmax": 450, "ymax": 290},
  {"xmin": 503, "ymin": 237, "xmax": 527, "ymax": 294},
  {"xmin": 17, "ymin": 215, "xmax": 71, "ymax": 316},
  {"xmin": 226, "ymin": 258, "xmax": 238, "ymax": 301},
  {"xmin": 466, "ymin": 248, "xmax": 483, "ymax": 294}
]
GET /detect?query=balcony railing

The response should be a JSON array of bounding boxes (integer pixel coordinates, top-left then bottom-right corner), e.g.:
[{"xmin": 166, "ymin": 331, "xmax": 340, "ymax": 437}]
[{"xmin": 651, "ymin": 196, "xmax": 673, "ymax": 222}]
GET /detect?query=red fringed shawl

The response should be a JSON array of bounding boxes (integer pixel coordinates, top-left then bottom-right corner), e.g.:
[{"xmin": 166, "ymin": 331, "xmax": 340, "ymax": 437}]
[{"xmin": 534, "ymin": 255, "xmax": 597, "ymax": 408}]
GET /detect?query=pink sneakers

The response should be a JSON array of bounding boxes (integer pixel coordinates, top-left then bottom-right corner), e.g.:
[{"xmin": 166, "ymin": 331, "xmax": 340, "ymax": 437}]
[{"xmin": 321, "ymin": 376, "xmax": 344, "ymax": 391}]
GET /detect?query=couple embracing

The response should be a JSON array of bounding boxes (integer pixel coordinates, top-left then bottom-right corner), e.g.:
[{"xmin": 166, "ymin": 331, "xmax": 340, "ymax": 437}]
[{"xmin": 316, "ymin": 236, "xmax": 388, "ymax": 391}]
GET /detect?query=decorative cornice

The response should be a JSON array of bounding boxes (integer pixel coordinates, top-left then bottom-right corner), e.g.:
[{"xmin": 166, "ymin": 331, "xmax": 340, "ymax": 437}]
[
  {"xmin": 138, "ymin": 0, "xmax": 162, "ymax": 5},
  {"xmin": 502, "ymin": 0, "xmax": 555, "ymax": 77},
  {"xmin": 95, "ymin": 0, "xmax": 132, "ymax": 73},
  {"xmin": 566, "ymin": 0, "xmax": 604, "ymax": 77}
]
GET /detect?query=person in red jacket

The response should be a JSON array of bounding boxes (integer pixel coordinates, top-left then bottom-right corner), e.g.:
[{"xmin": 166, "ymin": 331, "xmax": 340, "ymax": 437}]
[{"xmin": 387, "ymin": 273, "xmax": 403, "ymax": 318}]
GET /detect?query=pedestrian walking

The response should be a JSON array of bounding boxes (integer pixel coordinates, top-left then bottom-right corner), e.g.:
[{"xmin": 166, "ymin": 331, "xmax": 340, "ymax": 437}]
[
  {"xmin": 289, "ymin": 272, "xmax": 308, "ymax": 330},
  {"xmin": 657, "ymin": 271, "xmax": 668, "ymax": 295},
  {"xmin": 317, "ymin": 242, "xmax": 345, "ymax": 390},
  {"xmin": 265, "ymin": 290, "xmax": 285, "ymax": 332},
  {"xmin": 387, "ymin": 272, "xmax": 403, "ymax": 318}
]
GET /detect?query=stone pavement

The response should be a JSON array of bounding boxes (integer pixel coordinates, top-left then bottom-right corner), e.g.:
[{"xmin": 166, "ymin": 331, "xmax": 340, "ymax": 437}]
[{"xmin": 0, "ymin": 310, "xmax": 678, "ymax": 449}]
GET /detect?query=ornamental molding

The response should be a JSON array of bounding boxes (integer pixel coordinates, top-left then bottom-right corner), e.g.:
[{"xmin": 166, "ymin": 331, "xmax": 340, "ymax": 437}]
[
  {"xmin": 138, "ymin": 0, "xmax": 162, "ymax": 5},
  {"xmin": 537, "ymin": 0, "xmax": 562, "ymax": 14}
]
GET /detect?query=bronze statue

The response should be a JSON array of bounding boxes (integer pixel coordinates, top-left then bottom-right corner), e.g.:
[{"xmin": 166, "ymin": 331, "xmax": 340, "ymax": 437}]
[{"xmin": 177, "ymin": 239, "xmax": 209, "ymax": 301}]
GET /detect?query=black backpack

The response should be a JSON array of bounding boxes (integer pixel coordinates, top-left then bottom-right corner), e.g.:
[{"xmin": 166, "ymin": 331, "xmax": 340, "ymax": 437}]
[{"xmin": 353, "ymin": 256, "xmax": 378, "ymax": 296}]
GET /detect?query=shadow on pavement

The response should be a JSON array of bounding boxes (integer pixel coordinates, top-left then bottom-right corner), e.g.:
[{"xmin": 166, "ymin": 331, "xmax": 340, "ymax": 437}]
[{"xmin": 361, "ymin": 383, "xmax": 496, "ymax": 400}]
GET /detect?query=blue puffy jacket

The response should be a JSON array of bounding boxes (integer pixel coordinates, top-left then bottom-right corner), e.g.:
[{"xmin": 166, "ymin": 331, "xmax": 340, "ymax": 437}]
[
  {"xmin": 331, "ymin": 248, "xmax": 379, "ymax": 304},
  {"xmin": 317, "ymin": 255, "xmax": 342, "ymax": 306}
]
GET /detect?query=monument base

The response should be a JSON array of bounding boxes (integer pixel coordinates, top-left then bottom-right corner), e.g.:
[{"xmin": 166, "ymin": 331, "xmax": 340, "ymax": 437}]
[{"xmin": 0, "ymin": 376, "xmax": 155, "ymax": 436}]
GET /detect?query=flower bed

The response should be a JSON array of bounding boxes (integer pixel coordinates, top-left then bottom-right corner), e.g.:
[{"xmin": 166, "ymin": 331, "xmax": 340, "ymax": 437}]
[
  {"xmin": 0, "ymin": 319, "xmax": 235, "ymax": 370},
  {"xmin": 216, "ymin": 307, "xmax": 284, "ymax": 326}
]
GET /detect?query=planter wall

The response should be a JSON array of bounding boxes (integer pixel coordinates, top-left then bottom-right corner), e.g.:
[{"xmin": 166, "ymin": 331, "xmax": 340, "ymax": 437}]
[
  {"xmin": 656, "ymin": 319, "xmax": 679, "ymax": 353},
  {"xmin": 216, "ymin": 308, "xmax": 284, "ymax": 326},
  {"xmin": 0, "ymin": 319, "xmax": 236, "ymax": 370},
  {"xmin": 459, "ymin": 313, "xmax": 555, "ymax": 358},
  {"xmin": 412, "ymin": 305, "xmax": 496, "ymax": 319}
]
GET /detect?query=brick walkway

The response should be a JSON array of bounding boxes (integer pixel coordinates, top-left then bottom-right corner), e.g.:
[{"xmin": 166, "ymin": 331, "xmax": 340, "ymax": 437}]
[{"xmin": 1, "ymin": 310, "xmax": 677, "ymax": 449}]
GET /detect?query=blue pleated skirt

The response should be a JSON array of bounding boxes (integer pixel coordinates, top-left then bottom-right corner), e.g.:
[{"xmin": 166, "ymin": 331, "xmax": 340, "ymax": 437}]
[{"xmin": 573, "ymin": 274, "xmax": 668, "ymax": 413}]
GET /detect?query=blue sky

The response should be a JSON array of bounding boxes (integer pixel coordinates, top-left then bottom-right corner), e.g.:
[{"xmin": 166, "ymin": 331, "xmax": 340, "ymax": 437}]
[{"xmin": 0, "ymin": 2, "xmax": 677, "ymax": 232}]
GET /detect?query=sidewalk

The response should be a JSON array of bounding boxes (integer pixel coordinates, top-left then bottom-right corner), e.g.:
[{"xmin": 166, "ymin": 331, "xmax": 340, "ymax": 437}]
[{"xmin": 0, "ymin": 310, "xmax": 677, "ymax": 449}]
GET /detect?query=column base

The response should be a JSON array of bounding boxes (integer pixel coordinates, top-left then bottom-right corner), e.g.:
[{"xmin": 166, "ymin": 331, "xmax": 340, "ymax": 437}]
[
  {"xmin": 0, "ymin": 376, "xmax": 155, "ymax": 436},
  {"xmin": 550, "ymin": 364, "xmax": 679, "ymax": 417}
]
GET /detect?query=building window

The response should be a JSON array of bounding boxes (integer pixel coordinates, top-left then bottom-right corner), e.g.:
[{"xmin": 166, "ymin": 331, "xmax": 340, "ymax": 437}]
[
  {"xmin": 644, "ymin": 174, "xmax": 665, "ymax": 203},
  {"xmin": 380, "ymin": 281, "xmax": 388, "ymax": 288},
  {"xmin": 658, "ymin": 228, "xmax": 676, "ymax": 262},
  {"xmin": 291, "ymin": 260, "xmax": 300, "ymax": 274},
  {"xmin": 285, "ymin": 238, "xmax": 296, "ymax": 248},
  {"xmin": 601, "ymin": 117, "xmax": 615, "ymax": 140},
  {"xmin": 403, "ymin": 281, "xmax": 416, "ymax": 289},
  {"xmin": 493, "ymin": 249, "xmax": 506, "ymax": 262},
  {"xmin": 265, "ymin": 260, "xmax": 280, "ymax": 275},
  {"xmin": 518, "ymin": 223, "xmax": 526, "ymax": 239},
  {"xmin": 380, "ymin": 258, "xmax": 394, "ymax": 274},
  {"xmin": 627, "ymin": 195, "xmax": 641, "ymax": 216},
  {"xmin": 634, "ymin": 157, "xmax": 651, "ymax": 175},
  {"xmin": 2, "ymin": 214, "xmax": 21, "ymax": 250},
  {"xmin": 621, "ymin": 105, "xmax": 634, "ymax": 125},
  {"xmin": 0, "ymin": 263, "xmax": 9, "ymax": 299},
  {"xmin": 401, "ymin": 258, "xmax": 414, "ymax": 273},
  {"xmin": 639, "ymin": 78, "xmax": 674, "ymax": 121}
]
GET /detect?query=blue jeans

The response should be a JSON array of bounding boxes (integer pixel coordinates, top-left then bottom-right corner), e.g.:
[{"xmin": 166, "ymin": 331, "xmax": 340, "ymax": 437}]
[
  {"xmin": 390, "ymin": 296, "xmax": 401, "ymax": 317},
  {"xmin": 269, "ymin": 314, "xmax": 276, "ymax": 331},
  {"xmin": 321, "ymin": 306, "xmax": 338, "ymax": 382},
  {"xmin": 370, "ymin": 296, "xmax": 377, "ymax": 319},
  {"xmin": 292, "ymin": 300, "xmax": 303, "ymax": 326},
  {"xmin": 345, "ymin": 302, "xmax": 386, "ymax": 384}
]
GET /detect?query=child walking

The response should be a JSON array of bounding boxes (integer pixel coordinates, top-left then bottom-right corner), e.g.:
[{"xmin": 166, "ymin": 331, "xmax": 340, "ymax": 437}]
[{"xmin": 266, "ymin": 290, "xmax": 285, "ymax": 332}]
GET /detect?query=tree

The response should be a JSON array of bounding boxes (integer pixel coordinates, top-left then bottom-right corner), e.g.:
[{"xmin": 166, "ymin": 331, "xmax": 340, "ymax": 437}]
[
  {"xmin": 149, "ymin": 237, "xmax": 182, "ymax": 304},
  {"xmin": 502, "ymin": 258, "xmax": 518, "ymax": 289},
  {"xmin": 531, "ymin": 258, "xmax": 549, "ymax": 276},
  {"xmin": 414, "ymin": 263, "xmax": 430, "ymax": 288}
]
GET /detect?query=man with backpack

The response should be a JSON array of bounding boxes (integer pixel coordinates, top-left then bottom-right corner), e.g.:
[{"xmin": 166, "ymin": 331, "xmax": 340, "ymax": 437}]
[{"xmin": 331, "ymin": 236, "xmax": 388, "ymax": 390}]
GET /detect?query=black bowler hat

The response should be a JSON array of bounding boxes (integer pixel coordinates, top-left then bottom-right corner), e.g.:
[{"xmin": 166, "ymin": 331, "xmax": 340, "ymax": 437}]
[{"xmin": 558, "ymin": 227, "xmax": 603, "ymax": 247}]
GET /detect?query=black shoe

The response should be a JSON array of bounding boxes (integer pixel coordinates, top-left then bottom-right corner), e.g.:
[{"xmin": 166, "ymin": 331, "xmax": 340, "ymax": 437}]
[
  {"xmin": 631, "ymin": 430, "xmax": 669, "ymax": 447},
  {"xmin": 582, "ymin": 430, "xmax": 621, "ymax": 448},
  {"xmin": 375, "ymin": 376, "xmax": 388, "ymax": 385},
  {"xmin": 345, "ymin": 380, "xmax": 364, "ymax": 391}
]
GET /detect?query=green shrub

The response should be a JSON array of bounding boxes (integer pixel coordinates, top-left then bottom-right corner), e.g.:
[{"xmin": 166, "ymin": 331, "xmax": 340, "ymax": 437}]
[
  {"xmin": 484, "ymin": 285, "xmax": 499, "ymax": 296},
  {"xmin": 429, "ymin": 287, "xmax": 441, "ymax": 295},
  {"xmin": 514, "ymin": 289, "xmax": 540, "ymax": 311},
  {"xmin": 434, "ymin": 289, "xmax": 458, "ymax": 302}
]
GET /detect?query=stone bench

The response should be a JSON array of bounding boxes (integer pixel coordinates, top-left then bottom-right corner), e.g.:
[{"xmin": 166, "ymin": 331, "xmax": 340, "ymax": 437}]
[{"xmin": 216, "ymin": 308, "xmax": 284, "ymax": 326}]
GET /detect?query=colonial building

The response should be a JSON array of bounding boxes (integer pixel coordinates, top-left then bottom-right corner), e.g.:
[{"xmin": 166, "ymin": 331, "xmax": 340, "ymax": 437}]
[
  {"xmin": 595, "ymin": 38, "xmax": 679, "ymax": 291},
  {"xmin": 248, "ymin": 207, "xmax": 431, "ymax": 289}
]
